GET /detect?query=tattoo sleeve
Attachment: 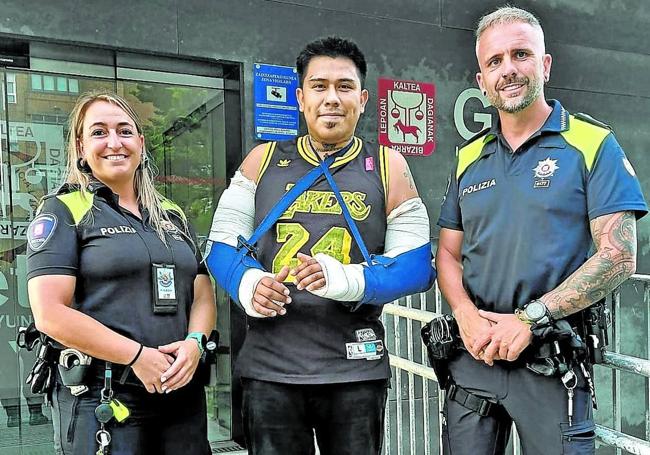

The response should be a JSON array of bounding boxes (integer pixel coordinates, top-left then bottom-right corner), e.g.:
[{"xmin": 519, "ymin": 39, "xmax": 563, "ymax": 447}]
[{"xmin": 541, "ymin": 211, "xmax": 637, "ymax": 319}]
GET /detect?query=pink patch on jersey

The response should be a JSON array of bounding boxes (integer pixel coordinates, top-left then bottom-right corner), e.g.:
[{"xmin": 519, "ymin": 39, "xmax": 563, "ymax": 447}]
[{"xmin": 365, "ymin": 157, "xmax": 375, "ymax": 171}]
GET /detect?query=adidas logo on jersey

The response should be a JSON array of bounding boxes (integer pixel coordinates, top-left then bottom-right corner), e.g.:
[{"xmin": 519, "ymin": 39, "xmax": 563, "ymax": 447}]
[{"xmin": 277, "ymin": 159, "xmax": 291, "ymax": 167}]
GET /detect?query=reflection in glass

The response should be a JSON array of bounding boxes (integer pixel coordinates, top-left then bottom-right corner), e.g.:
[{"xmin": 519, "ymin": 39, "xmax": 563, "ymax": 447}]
[{"xmin": 118, "ymin": 81, "xmax": 230, "ymax": 441}]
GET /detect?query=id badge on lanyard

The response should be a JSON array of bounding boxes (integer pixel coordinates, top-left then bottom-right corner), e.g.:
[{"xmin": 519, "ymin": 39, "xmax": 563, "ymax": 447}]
[{"xmin": 152, "ymin": 263, "xmax": 178, "ymax": 314}]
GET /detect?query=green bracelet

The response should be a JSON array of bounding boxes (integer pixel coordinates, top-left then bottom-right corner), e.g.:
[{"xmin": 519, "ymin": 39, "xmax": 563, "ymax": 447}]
[{"xmin": 186, "ymin": 332, "xmax": 206, "ymax": 355}]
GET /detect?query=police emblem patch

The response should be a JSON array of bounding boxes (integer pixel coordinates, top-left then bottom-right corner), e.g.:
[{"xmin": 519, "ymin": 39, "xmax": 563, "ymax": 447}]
[
  {"xmin": 533, "ymin": 157, "xmax": 558, "ymax": 188},
  {"xmin": 533, "ymin": 158, "xmax": 559, "ymax": 178},
  {"xmin": 161, "ymin": 220, "xmax": 183, "ymax": 240},
  {"xmin": 27, "ymin": 214, "xmax": 57, "ymax": 251}
]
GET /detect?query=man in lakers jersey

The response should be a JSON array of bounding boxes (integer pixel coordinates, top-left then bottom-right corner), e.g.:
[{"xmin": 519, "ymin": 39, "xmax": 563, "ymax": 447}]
[{"xmin": 206, "ymin": 37, "xmax": 435, "ymax": 454}]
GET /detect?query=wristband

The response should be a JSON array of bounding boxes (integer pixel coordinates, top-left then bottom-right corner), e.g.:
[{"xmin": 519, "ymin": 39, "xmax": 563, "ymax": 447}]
[
  {"xmin": 127, "ymin": 343, "xmax": 143, "ymax": 367},
  {"xmin": 186, "ymin": 332, "xmax": 207, "ymax": 355}
]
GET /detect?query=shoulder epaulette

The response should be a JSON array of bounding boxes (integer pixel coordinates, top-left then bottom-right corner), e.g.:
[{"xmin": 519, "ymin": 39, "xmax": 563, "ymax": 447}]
[
  {"xmin": 561, "ymin": 114, "xmax": 612, "ymax": 172},
  {"xmin": 573, "ymin": 112, "xmax": 612, "ymax": 131},
  {"xmin": 456, "ymin": 128, "xmax": 494, "ymax": 179},
  {"xmin": 55, "ymin": 190, "xmax": 94, "ymax": 225},
  {"xmin": 161, "ymin": 198, "xmax": 187, "ymax": 222}
]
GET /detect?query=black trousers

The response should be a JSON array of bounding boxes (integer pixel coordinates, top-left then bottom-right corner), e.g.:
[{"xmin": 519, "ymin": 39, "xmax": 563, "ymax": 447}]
[
  {"xmin": 242, "ymin": 378, "xmax": 388, "ymax": 455},
  {"xmin": 51, "ymin": 376, "xmax": 210, "ymax": 455},
  {"xmin": 443, "ymin": 352, "xmax": 595, "ymax": 455}
]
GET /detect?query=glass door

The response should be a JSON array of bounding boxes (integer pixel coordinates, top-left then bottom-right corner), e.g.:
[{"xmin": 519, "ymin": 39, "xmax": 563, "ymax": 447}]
[{"xmin": 0, "ymin": 63, "xmax": 233, "ymax": 454}]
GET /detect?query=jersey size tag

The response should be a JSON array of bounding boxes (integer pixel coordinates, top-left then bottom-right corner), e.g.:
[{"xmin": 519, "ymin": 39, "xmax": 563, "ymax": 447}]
[
  {"xmin": 346, "ymin": 340, "xmax": 384, "ymax": 361},
  {"xmin": 152, "ymin": 263, "xmax": 177, "ymax": 314}
]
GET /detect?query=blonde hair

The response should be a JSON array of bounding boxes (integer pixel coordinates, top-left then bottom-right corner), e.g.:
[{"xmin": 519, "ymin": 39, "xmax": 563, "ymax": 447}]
[
  {"xmin": 475, "ymin": 6, "xmax": 544, "ymax": 49},
  {"xmin": 64, "ymin": 90, "xmax": 187, "ymax": 243}
]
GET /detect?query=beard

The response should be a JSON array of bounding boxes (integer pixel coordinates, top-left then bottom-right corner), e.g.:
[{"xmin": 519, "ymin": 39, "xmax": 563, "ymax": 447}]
[{"xmin": 487, "ymin": 73, "xmax": 543, "ymax": 114}]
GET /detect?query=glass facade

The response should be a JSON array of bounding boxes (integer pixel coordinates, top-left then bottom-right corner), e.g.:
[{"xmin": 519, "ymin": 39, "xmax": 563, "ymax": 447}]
[{"xmin": 0, "ymin": 54, "xmax": 239, "ymax": 453}]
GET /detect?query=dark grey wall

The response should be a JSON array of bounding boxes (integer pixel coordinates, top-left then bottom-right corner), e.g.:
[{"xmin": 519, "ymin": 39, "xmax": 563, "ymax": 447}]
[{"xmin": 2, "ymin": 0, "xmax": 649, "ymax": 261}]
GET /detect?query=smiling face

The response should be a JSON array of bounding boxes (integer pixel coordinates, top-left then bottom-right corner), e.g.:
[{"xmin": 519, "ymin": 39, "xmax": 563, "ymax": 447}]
[
  {"xmin": 297, "ymin": 56, "xmax": 368, "ymax": 145},
  {"xmin": 475, "ymin": 21, "xmax": 552, "ymax": 114},
  {"xmin": 78, "ymin": 100, "xmax": 144, "ymax": 189}
]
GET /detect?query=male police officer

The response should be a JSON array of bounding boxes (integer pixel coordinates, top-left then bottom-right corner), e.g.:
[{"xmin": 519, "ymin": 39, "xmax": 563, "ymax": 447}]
[
  {"xmin": 206, "ymin": 37, "xmax": 435, "ymax": 454},
  {"xmin": 436, "ymin": 6, "xmax": 647, "ymax": 455}
]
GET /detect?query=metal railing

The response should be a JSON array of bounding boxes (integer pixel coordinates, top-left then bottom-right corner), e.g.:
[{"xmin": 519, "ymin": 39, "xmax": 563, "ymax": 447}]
[{"xmin": 381, "ymin": 275, "xmax": 650, "ymax": 455}]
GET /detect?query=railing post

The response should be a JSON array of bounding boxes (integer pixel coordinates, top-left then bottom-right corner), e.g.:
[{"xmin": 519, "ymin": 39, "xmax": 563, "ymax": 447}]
[
  {"xmin": 434, "ymin": 281, "xmax": 445, "ymax": 453},
  {"xmin": 645, "ymin": 283, "xmax": 650, "ymax": 443},
  {"xmin": 613, "ymin": 287, "xmax": 622, "ymax": 455}
]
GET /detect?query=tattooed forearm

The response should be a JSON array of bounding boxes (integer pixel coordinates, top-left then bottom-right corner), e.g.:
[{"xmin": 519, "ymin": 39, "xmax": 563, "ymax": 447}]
[{"xmin": 541, "ymin": 211, "xmax": 637, "ymax": 319}]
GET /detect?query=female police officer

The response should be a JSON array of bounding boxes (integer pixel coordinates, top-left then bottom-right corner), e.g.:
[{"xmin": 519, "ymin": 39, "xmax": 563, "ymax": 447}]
[{"xmin": 26, "ymin": 91, "xmax": 215, "ymax": 454}]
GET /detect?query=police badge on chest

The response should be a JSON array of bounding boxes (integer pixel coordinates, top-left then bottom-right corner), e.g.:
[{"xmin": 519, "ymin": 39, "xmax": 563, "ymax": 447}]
[{"xmin": 152, "ymin": 263, "xmax": 178, "ymax": 314}]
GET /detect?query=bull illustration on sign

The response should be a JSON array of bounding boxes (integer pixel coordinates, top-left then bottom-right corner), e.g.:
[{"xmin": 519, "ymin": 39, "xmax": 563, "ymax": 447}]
[{"xmin": 393, "ymin": 119, "xmax": 421, "ymax": 142}]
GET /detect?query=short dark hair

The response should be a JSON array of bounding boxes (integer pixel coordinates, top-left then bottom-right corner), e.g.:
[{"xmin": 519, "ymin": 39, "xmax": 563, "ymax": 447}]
[{"xmin": 296, "ymin": 36, "xmax": 367, "ymax": 88}]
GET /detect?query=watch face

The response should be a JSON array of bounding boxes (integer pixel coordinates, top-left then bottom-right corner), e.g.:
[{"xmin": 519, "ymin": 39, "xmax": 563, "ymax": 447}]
[{"xmin": 525, "ymin": 301, "xmax": 547, "ymax": 321}]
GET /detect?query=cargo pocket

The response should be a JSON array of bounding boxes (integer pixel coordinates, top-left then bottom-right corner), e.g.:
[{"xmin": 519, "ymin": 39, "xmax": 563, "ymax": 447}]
[{"xmin": 561, "ymin": 420, "xmax": 595, "ymax": 455}]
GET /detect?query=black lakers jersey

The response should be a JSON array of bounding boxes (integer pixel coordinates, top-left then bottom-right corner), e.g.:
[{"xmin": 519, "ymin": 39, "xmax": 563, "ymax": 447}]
[{"xmin": 236, "ymin": 135, "xmax": 391, "ymax": 383}]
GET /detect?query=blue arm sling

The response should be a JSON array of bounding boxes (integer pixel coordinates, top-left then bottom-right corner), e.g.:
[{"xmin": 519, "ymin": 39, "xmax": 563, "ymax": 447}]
[{"xmin": 207, "ymin": 148, "xmax": 435, "ymax": 309}]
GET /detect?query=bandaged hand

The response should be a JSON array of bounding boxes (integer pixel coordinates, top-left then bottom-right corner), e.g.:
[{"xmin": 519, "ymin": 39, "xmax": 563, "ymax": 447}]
[{"xmin": 304, "ymin": 253, "xmax": 365, "ymax": 301}]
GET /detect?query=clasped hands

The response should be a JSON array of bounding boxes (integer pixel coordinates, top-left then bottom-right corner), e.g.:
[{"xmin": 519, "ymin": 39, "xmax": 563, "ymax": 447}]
[
  {"xmin": 251, "ymin": 252, "xmax": 325, "ymax": 317},
  {"xmin": 456, "ymin": 307, "xmax": 533, "ymax": 366},
  {"xmin": 132, "ymin": 338, "xmax": 202, "ymax": 394}
]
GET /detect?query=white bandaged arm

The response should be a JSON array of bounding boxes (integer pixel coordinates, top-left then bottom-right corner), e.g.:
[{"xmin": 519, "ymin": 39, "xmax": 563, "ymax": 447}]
[
  {"xmin": 207, "ymin": 171, "xmax": 272, "ymax": 318},
  {"xmin": 309, "ymin": 197, "xmax": 431, "ymax": 301}
]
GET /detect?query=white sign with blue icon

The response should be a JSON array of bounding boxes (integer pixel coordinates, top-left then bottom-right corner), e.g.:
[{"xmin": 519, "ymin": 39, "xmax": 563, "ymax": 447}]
[{"xmin": 253, "ymin": 63, "xmax": 299, "ymax": 140}]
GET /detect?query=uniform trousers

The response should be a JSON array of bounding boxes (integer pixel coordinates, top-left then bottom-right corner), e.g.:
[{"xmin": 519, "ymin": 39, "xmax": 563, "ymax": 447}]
[
  {"xmin": 242, "ymin": 378, "xmax": 388, "ymax": 455},
  {"xmin": 443, "ymin": 352, "xmax": 595, "ymax": 455},
  {"xmin": 51, "ymin": 374, "xmax": 210, "ymax": 455}
]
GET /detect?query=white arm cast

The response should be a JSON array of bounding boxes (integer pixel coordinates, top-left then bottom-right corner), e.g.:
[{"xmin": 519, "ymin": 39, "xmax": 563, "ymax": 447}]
[
  {"xmin": 309, "ymin": 197, "xmax": 430, "ymax": 301},
  {"xmin": 208, "ymin": 171, "xmax": 271, "ymax": 318}
]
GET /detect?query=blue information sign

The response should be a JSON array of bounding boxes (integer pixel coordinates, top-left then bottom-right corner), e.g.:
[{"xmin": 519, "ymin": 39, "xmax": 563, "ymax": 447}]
[{"xmin": 253, "ymin": 63, "xmax": 300, "ymax": 141}]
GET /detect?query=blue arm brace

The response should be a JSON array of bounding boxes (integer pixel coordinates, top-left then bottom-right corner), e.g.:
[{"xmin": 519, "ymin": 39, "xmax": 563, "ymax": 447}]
[
  {"xmin": 205, "ymin": 238, "xmax": 265, "ymax": 307},
  {"xmin": 359, "ymin": 242, "xmax": 436, "ymax": 308},
  {"xmin": 206, "ymin": 154, "xmax": 336, "ymax": 308},
  {"xmin": 320, "ymin": 163, "xmax": 436, "ymax": 310}
]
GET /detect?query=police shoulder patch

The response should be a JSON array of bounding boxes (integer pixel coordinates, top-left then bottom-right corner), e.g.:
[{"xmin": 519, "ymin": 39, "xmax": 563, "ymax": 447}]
[{"xmin": 27, "ymin": 213, "xmax": 58, "ymax": 251}]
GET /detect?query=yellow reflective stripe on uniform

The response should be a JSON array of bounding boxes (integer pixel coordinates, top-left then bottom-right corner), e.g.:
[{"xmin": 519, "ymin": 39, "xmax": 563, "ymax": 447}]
[
  {"xmin": 456, "ymin": 137, "xmax": 488, "ymax": 179},
  {"xmin": 560, "ymin": 115, "xmax": 611, "ymax": 172},
  {"xmin": 257, "ymin": 141, "xmax": 277, "ymax": 181},
  {"xmin": 161, "ymin": 198, "xmax": 186, "ymax": 221},
  {"xmin": 56, "ymin": 192, "xmax": 94, "ymax": 225}
]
